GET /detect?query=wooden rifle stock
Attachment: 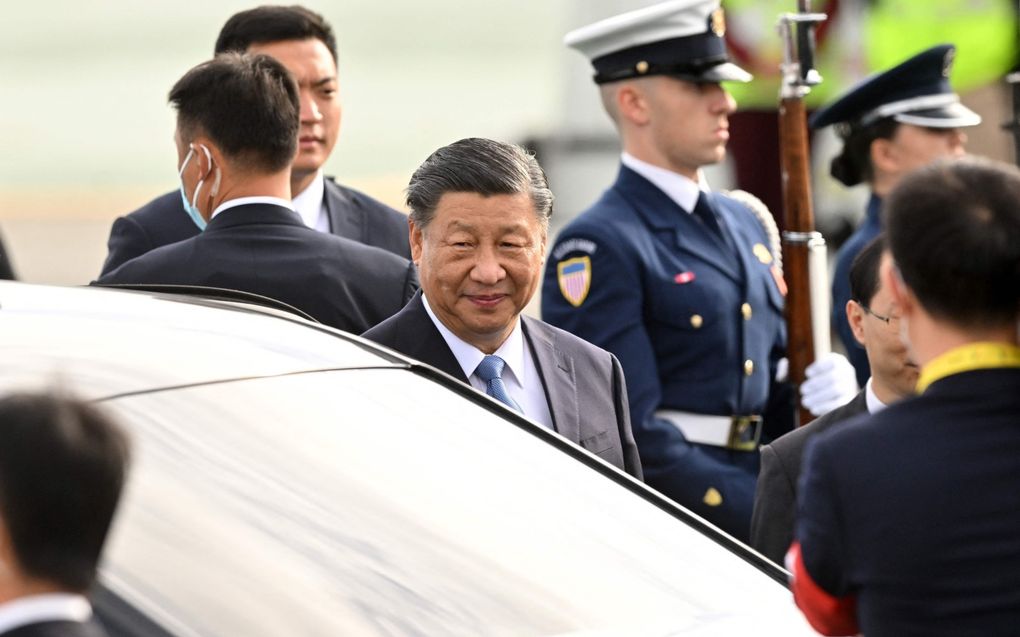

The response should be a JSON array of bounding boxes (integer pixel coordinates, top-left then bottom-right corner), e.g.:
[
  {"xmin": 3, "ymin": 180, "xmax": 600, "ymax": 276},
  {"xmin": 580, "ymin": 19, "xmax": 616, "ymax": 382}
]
[
  {"xmin": 779, "ymin": 97, "xmax": 816, "ymax": 426},
  {"xmin": 777, "ymin": 5, "xmax": 827, "ymax": 426}
]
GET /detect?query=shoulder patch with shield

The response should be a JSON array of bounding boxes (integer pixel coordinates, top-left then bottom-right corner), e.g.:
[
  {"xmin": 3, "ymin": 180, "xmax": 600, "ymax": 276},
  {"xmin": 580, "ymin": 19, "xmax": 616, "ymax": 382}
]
[{"xmin": 557, "ymin": 256, "xmax": 592, "ymax": 307}]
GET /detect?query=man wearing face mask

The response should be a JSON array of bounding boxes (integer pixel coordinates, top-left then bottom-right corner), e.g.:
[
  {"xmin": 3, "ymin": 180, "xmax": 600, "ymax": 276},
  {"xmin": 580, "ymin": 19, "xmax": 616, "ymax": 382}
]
[
  {"xmin": 96, "ymin": 53, "xmax": 417, "ymax": 334},
  {"xmin": 99, "ymin": 5, "xmax": 410, "ymax": 277}
]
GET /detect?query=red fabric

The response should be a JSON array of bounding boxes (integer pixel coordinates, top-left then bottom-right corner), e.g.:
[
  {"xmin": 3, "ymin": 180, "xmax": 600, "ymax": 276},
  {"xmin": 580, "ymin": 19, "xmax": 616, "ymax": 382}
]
[{"xmin": 787, "ymin": 541, "xmax": 859, "ymax": 636}]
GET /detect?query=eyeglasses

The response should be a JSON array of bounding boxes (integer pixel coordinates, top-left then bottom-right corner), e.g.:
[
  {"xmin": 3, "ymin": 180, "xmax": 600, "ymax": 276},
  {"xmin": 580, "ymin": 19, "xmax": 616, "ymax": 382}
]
[{"xmin": 859, "ymin": 304, "xmax": 900, "ymax": 326}]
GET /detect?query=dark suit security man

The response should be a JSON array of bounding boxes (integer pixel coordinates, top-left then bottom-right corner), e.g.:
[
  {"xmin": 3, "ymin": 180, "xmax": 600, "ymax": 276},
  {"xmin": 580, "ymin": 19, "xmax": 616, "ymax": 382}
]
[
  {"xmin": 363, "ymin": 138, "xmax": 642, "ymax": 479},
  {"xmin": 97, "ymin": 53, "xmax": 417, "ymax": 334},
  {"xmin": 0, "ymin": 391, "xmax": 131, "ymax": 637},
  {"xmin": 100, "ymin": 5, "xmax": 409, "ymax": 276},
  {"xmin": 750, "ymin": 236, "xmax": 919, "ymax": 564},
  {"xmin": 790, "ymin": 157, "xmax": 1020, "ymax": 635},
  {"xmin": 541, "ymin": 0, "xmax": 854, "ymax": 540},
  {"xmin": 810, "ymin": 44, "xmax": 979, "ymax": 387}
]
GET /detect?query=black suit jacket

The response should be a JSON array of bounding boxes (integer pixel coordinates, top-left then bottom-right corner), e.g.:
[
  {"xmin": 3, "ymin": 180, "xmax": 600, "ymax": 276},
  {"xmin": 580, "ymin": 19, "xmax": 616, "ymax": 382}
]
[
  {"xmin": 100, "ymin": 177, "xmax": 410, "ymax": 275},
  {"xmin": 1, "ymin": 620, "xmax": 108, "ymax": 637},
  {"xmin": 362, "ymin": 292, "xmax": 643, "ymax": 479},
  {"xmin": 749, "ymin": 389, "xmax": 868, "ymax": 564},
  {"xmin": 97, "ymin": 203, "xmax": 418, "ymax": 333}
]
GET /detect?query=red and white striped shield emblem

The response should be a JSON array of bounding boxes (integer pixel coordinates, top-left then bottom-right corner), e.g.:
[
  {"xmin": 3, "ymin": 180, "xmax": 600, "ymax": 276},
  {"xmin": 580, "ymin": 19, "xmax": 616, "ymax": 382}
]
[{"xmin": 557, "ymin": 256, "xmax": 591, "ymax": 307}]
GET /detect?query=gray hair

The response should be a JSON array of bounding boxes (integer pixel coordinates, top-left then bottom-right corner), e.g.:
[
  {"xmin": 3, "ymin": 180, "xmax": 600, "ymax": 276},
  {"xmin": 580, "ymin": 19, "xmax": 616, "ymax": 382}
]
[{"xmin": 406, "ymin": 138, "xmax": 554, "ymax": 229}]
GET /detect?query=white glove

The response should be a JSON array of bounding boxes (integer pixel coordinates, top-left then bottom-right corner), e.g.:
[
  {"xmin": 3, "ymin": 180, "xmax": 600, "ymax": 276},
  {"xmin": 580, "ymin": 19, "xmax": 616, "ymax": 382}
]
[{"xmin": 800, "ymin": 352, "xmax": 859, "ymax": 417}]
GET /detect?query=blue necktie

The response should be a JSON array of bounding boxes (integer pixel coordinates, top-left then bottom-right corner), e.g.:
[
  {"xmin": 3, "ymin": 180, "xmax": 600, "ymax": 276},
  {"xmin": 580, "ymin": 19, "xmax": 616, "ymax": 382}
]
[
  {"xmin": 474, "ymin": 355, "xmax": 522, "ymax": 412},
  {"xmin": 692, "ymin": 192, "xmax": 739, "ymax": 258},
  {"xmin": 692, "ymin": 192, "xmax": 724, "ymax": 239}
]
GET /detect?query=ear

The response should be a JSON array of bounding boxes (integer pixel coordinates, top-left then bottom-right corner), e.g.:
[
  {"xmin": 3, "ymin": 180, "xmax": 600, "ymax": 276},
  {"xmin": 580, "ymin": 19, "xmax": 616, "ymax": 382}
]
[
  {"xmin": 846, "ymin": 299, "xmax": 867, "ymax": 346},
  {"xmin": 191, "ymin": 137, "xmax": 219, "ymax": 180},
  {"xmin": 870, "ymin": 137, "xmax": 898, "ymax": 175},
  {"xmin": 617, "ymin": 82, "xmax": 651, "ymax": 126},
  {"xmin": 882, "ymin": 258, "xmax": 915, "ymax": 318},
  {"xmin": 409, "ymin": 218, "xmax": 424, "ymax": 266}
]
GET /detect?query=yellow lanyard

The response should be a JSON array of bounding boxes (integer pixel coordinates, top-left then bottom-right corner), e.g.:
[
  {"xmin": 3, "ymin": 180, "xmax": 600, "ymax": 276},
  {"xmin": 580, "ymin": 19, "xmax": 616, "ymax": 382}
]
[{"xmin": 916, "ymin": 342, "xmax": 1020, "ymax": 394}]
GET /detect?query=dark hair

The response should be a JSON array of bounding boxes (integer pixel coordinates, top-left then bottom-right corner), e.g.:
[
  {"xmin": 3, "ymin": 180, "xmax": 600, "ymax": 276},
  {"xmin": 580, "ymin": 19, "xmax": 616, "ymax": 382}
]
[
  {"xmin": 849, "ymin": 235, "xmax": 885, "ymax": 307},
  {"xmin": 215, "ymin": 5, "xmax": 337, "ymax": 63},
  {"xmin": 884, "ymin": 156, "xmax": 1020, "ymax": 327},
  {"xmin": 169, "ymin": 53, "xmax": 299, "ymax": 173},
  {"xmin": 829, "ymin": 118, "xmax": 900, "ymax": 187},
  {"xmin": 0, "ymin": 392, "xmax": 131, "ymax": 592},
  {"xmin": 406, "ymin": 138, "xmax": 554, "ymax": 229}
]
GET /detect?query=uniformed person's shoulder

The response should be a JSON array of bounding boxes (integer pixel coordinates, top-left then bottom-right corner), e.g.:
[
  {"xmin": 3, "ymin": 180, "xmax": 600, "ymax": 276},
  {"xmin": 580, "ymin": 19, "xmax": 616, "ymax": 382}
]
[{"xmin": 719, "ymin": 189, "xmax": 781, "ymax": 257}]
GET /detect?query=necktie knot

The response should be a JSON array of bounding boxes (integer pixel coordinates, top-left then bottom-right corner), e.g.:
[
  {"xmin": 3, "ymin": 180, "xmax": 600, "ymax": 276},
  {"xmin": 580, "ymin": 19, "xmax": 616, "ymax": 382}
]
[
  {"xmin": 692, "ymin": 192, "xmax": 723, "ymax": 238},
  {"xmin": 475, "ymin": 355, "xmax": 506, "ymax": 382},
  {"xmin": 475, "ymin": 355, "xmax": 522, "ymax": 412}
]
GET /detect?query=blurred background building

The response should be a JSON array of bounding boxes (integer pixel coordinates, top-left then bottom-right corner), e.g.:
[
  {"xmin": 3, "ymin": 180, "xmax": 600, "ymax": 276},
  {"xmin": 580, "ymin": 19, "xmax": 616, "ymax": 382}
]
[{"xmin": 1, "ymin": 0, "xmax": 1015, "ymax": 286}]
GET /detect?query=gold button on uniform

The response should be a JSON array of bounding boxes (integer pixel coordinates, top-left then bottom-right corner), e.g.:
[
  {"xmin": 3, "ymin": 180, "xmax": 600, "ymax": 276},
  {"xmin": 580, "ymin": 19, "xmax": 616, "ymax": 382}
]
[
  {"xmin": 690, "ymin": 314, "xmax": 703, "ymax": 329},
  {"xmin": 741, "ymin": 303, "xmax": 752, "ymax": 320},
  {"xmin": 743, "ymin": 359, "xmax": 754, "ymax": 376}
]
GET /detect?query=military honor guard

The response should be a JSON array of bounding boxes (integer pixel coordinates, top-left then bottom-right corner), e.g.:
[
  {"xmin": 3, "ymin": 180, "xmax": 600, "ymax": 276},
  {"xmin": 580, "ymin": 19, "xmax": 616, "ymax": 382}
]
[
  {"xmin": 810, "ymin": 44, "xmax": 980, "ymax": 386},
  {"xmin": 790, "ymin": 157, "xmax": 1020, "ymax": 635},
  {"xmin": 541, "ymin": 0, "xmax": 854, "ymax": 540}
]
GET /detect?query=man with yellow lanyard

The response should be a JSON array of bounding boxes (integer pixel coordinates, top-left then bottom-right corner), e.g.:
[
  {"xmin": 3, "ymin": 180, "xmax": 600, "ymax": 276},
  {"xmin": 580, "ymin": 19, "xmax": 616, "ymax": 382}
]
[{"xmin": 788, "ymin": 156, "xmax": 1020, "ymax": 636}]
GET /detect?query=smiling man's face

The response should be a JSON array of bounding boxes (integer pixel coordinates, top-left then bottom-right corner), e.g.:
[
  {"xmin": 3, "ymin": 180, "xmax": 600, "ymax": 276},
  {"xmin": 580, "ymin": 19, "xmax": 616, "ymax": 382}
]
[{"xmin": 411, "ymin": 191, "xmax": 547, "ymax": 354}]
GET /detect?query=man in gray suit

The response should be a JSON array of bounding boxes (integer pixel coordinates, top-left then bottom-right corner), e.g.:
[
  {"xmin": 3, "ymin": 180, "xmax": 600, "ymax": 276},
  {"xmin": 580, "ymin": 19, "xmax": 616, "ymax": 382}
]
[
  {"xmin": 362, "ymin": 138, "xmax": 642, "ymax": 479},
  {"xmin": 749, "ymin": 236, "xmax": 918, "ymax": 563}
]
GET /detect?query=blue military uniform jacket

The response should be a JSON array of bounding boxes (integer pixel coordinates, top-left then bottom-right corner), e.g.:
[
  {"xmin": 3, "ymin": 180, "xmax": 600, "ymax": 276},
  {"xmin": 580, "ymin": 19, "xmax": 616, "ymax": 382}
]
[
  {"xmin": 542, "ymin": 165, "xmax": 787, "ymax": 540},
  {"xmin": 832, "ymin": 194, "xmax": 881, "ymax": 387}
]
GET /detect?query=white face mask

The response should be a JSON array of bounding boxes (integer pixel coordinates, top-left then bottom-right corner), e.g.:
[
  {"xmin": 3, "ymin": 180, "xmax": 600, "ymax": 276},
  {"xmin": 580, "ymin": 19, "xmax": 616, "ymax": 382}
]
[{"xmin": 178, "ymin": 143, "xmax": 220, "ymax": 230}]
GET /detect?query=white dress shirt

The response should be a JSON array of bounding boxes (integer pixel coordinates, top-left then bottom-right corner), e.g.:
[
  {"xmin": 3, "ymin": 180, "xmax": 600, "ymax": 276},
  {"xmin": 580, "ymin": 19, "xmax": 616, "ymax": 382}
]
[
  {"xmin": 210, "ymin": 196, "xmax": 296, "ymax": 220},
  {"xmin": 621, "ymin": 151, "xmax": 707, "ymax": 213},
  {"xmin": 421, "ymin": 294, "xmax": 554, "ymax": 430},
  {"xmin": 0, "ymin": 593, "xmax": 92, "ymax": 635},
  {"xmin": 864, "ymin": 377, "xmax": 890, "ymax": 415},
  {"xmin": 291, "ymin": 170, "xmax": 331, "ymax": 232}
]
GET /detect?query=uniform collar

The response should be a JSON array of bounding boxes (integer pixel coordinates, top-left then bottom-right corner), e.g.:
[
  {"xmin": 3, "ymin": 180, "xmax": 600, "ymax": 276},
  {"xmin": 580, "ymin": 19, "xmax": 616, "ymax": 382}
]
[
  {"xmin": 621, "ymin": 152, "xmax": 706, "ymax": 213},
  {"xmin": 865, "ymin": 193, "xmax": 883, "ymax": 226}
]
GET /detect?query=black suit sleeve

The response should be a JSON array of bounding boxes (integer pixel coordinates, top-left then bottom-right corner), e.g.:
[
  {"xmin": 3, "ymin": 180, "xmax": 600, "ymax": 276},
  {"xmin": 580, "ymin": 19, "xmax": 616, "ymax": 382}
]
[
  {"xmin": 750, "ymin": 442, "xmax": 797, "ymax": 564},
  {"xmin": 101, "ymin": 215, "xmax": 153, "ymax": 276},
  {"xmin": 611, "ymin": 353, "xmax": 643, "ymax": 480}
]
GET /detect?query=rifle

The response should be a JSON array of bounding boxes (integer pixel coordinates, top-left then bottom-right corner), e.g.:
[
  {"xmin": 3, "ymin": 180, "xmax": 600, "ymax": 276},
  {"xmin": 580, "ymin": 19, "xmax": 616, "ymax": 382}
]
[
  {"xmin": 1004, "ymin": 72, "xmax": 1020, "ymax": 165},
  {"xmin": 776, "ymin": 1, "xmax": 829, "ymax": 426}
]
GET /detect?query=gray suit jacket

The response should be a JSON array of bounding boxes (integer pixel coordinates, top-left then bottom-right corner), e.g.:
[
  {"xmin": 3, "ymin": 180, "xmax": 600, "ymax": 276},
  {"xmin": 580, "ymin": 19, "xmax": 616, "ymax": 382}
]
[
  {"xmin": 362, "ymin": 292, "xmax": 643, "ymax": 479},
  {"xmin": 749, "ymin": 389, "xmax": 869, "ymax": 564}
]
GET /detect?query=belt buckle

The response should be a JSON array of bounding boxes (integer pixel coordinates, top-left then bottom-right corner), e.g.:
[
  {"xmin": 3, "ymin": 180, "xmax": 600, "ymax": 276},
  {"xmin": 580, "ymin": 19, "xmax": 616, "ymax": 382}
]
[{"xmin": 727, "ymin": 415, "xmax": 762, "ymax": 451}]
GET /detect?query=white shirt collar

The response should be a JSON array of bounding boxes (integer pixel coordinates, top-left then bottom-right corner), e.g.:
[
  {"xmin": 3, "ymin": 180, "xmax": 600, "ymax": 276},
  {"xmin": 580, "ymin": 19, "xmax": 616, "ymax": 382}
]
[
  {"xmin": 864, "ymin": 377, "xmax": 889, "ymax": 414},
  {"xmin": 291, "ymin": 171, "xmax": 330, "ymax": 232},
  {"xmin": 211, "ymin": 196, "xmax": 296, "ymax": 219},
  {"xmin": 621, "ymin": 152, "xmax": 707, "ymax": 213},
  {"xmin": 0, "ymin": 594, "xmax": 92, "ymax": 634},
  {"xmin": 421, "ymin": 293, "xmax": 525, "ymax": 386}
]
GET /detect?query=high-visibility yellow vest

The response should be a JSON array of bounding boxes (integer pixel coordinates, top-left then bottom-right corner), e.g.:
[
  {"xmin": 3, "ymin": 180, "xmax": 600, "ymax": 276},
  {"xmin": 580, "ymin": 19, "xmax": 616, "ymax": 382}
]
[{"xmin": 722, "ymin": 0, "xmax": 1016, "ymax": 110}]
